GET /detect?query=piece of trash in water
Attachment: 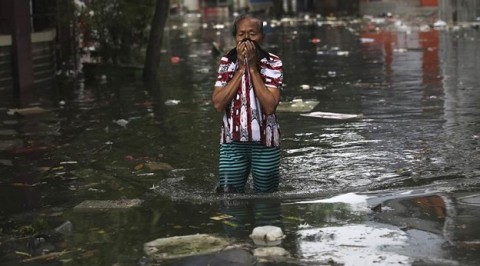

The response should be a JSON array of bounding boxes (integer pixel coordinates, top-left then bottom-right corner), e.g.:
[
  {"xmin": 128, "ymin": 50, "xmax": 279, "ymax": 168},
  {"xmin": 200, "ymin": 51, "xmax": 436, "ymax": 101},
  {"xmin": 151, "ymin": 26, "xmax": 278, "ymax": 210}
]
[
  {"xmin": 7, "ymin": 107, "xmax": 49, "ymax": 116},
  {"xmin": 60, "ymin": 161, "xmax": 77, "ymax": 165},
  {"xmin": 144, "ymin": 234, "xmax": 231, "ymax": 260},
  {"xmin": 310, "ymin": 38, "xmax": 321, "ymax": 43},
  {"xmin": 74, "ymin": 199, "xmax": 143, "ymax": 210},
  {"xmin": 165, "ymin": 99, "xmax": 180, "ymax": 106},
  {"xmin": 54, "ymin": 221, "xmax": 73, "ymax": 235},
  {"xmin": 360, "ymin": 38, "xmax": 375, "ymax": 43},
  {"xmin": 144, "ymin": 161, "xmax": 173, "ymax": 171},
  {"xmin": 298, "ymin": 223, "xmax": 312, "ymax": 229},
  {"xmin": 249, "ymin": 225, "xmax": 285, "ymax": 246},
  {"xmin": 170, "ymin": 56, "xmax": 180, "ymax": 64},
  {"xmin": 149, "ymin": 184, "xmax": 159, "ymax": 190},
  {"xmin": 284, "ymin": 216, "xmax": 304, "ymax": 222},
  {"xmin": 300, "ymin": 111, "xmax": 362, "ymax": 120},
  {"xmin": 210, "ymin": 213, "xmax": 233, "ymax": 221},
  {"xmin": 328, "ymin": 71, "xmax": 337, "ymax": 77},
  {"xmin": 87, "ymin": 188, "xmax": 105, "ymax": 193},
  {"xmin": 277, "ymin": 99, "xmax": 319, "ymax": 113},
  {"xmin": 433, "ymin": 20, "xmax": 447, "ymax": 28},
  {"xmin": 137, "ymin": 173, "xmax": 155, "ymax": 177},
  {"xmin": 114, "ymin": 119, "xmax": 128, "ymax": 127},
  {"xmin": 300, "ymin": 84, "xmax": 310, "ymax": 90}
]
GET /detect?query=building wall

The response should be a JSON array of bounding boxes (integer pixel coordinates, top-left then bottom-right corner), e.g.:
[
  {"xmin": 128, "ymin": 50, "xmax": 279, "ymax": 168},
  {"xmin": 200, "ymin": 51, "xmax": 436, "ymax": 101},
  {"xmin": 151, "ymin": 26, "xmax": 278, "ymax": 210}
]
[
  {"xmin": 0, "ymin": 30, "xmax": 56, "ymax": 91},
  {"xmin": 0, "ymin": 41, "xmax": 13, "ymax": 91},
  {"xmin": 439, "ymin": 0, "xmax": 480, "ymax": 23},
  {"xmin": 359, "ymin": 0, "xmax": 438, "ymax": 17},
  {"xmin": 420, "ymin": 0, "xmax": 438, "ymax": 7},
  {"xmin": 184, "ymin": 0, "xmax": 200, "ymax": 11},
  {"xmin": 0, "ymin": 0, "xmax": 13, "ymax": 34}
]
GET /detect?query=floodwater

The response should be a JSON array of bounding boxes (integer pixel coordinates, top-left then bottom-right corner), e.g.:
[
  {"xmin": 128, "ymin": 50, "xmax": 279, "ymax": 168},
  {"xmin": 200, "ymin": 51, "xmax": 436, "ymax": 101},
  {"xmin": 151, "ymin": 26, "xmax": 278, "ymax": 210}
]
[{"xmin": 1, "ymin": 13, "xmax": 480, "ymax": 265}]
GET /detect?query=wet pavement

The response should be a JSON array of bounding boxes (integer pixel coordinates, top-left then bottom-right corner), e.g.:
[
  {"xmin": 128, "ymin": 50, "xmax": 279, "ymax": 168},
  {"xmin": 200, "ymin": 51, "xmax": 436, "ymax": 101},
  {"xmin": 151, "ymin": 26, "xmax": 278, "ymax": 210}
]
[{"xmin": 1, "ymin": 13, "xmax": 480, "ymax": 265}]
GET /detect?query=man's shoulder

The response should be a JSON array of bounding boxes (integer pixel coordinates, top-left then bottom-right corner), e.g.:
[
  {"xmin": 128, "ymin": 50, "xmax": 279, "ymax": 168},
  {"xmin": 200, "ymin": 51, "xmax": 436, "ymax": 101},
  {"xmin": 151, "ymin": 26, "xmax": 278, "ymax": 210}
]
[
  {"xmin": 263, "ymin": 53, "xmax": 282, "ymax": 68},
  {"xmin": 267, "ymin": 52, "xmax": 281, "ymax": 60}
]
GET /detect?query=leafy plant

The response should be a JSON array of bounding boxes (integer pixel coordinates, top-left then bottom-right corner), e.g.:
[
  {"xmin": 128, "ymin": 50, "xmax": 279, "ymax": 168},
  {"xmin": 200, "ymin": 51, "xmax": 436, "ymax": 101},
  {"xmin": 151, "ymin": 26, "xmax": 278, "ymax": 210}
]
[{"xmin": 81, "ymin": 0, "xmax": 157, "ymax": 65}]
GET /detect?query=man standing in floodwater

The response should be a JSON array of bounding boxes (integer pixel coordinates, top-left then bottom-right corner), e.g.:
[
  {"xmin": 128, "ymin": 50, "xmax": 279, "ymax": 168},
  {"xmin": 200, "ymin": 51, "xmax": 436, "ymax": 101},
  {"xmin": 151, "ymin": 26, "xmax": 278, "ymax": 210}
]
[{"xmin": 211, "ymin": 14, "xmax": 283, "ymax": 193}]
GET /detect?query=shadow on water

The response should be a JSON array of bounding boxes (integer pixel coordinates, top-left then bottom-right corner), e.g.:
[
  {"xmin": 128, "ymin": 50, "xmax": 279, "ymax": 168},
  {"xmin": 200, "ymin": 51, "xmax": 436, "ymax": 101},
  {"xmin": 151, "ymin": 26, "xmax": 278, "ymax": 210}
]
[{"xmin": 1, "ymin": 14, "xmax": 480, "ymax": 265}]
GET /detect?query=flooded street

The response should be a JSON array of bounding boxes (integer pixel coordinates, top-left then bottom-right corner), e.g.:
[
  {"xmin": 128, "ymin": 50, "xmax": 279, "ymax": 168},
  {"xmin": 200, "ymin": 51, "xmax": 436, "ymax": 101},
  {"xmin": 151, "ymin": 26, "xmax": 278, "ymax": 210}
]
[{"xmin": 1, "ymin": 13, "xmax": 480, "ymax": 265}]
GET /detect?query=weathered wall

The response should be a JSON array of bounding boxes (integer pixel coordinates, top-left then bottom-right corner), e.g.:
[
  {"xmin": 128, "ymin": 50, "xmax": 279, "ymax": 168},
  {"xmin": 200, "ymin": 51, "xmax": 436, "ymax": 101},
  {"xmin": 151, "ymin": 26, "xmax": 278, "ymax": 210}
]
[
  {"xmin": 0, "ymin": 29, "xmax": 56, "ymax": 91},
  {"xmin": 439, "ymin": 0, "xmax": 480, "ymax": 23}
]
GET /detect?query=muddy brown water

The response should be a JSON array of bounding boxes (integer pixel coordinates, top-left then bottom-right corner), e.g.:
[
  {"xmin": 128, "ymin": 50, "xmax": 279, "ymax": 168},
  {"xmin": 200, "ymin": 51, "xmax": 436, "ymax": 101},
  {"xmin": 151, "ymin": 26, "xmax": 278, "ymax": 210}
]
[{"xmin": 1, "ymin": 14, "xmax": 480, "ymax": 265}]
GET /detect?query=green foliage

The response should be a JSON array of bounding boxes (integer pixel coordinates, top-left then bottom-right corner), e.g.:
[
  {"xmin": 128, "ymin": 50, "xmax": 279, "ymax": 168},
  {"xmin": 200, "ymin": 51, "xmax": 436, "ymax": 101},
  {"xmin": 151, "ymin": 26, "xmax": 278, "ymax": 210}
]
[
  {"xmin": 12, "ymin": 218, "xmax": 49, "ymax": 236},
  {"xmin": 82, "ymin": 0, "xmax": 157, "ymax": 65}
]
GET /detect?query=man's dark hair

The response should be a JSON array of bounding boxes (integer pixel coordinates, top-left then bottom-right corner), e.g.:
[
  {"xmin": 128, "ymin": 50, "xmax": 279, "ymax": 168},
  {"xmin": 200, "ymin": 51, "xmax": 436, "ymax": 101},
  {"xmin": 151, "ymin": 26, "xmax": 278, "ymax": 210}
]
[{"xmin": 231, "ymin": 14, "xmax": 264, "ymax": 37}]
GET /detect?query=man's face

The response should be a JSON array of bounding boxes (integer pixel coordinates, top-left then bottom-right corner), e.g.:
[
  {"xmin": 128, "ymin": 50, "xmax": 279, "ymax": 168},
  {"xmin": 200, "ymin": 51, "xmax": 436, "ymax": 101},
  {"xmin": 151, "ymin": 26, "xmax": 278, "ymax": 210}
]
[{"xmin": 235, "ymin": 18, "xmax": 264, "ymax": 44}]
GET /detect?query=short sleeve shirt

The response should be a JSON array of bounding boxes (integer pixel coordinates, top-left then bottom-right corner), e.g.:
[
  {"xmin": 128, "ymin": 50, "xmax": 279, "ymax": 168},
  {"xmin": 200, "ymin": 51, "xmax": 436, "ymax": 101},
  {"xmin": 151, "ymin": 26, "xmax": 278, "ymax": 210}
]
[{"xmin": 214, "ymin": 49, "xmax": 283, "ymax": 147}]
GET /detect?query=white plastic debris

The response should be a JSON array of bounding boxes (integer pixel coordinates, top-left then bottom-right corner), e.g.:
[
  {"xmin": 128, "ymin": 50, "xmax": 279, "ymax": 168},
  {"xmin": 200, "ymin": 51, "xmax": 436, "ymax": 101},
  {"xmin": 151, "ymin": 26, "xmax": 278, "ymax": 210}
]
[
  {"xmin": 300, "ymin": 111, "xmax": 362, "ymax": 120},
  {"xmin": 59, "ymin": 161, "xmax": 78, "ymax": 165},
  {"xmin": 144, "ymin": 234, "xmax": 230, "ymax": 260},
  {"xmin": 249, "ymin": 225, "xmax": 285, "ymax": 246},
  {"xmin": 328, "ymin": 71, "xmax": 337, "ymax": 77},
  {"xmin": 433, "ymin": 20, "xmax": 447, "ymax": 28},
  {"xmin": 115, "ymin": 119, "xmax": 128, "ymax": 127},
  {"xmin": 165, "ymin": 99, "xmax": 180, "ymax": 106},
  {"xmin": 276, "ymin": 99, "xmax": 319, "ymax": 113},
  {"xmin": 300, "ymin": 84, "xmax": 310, "ymax": 90},
  {"xmin": 360, "ymin": 38, "xmax": 375, "ymax": 43}
]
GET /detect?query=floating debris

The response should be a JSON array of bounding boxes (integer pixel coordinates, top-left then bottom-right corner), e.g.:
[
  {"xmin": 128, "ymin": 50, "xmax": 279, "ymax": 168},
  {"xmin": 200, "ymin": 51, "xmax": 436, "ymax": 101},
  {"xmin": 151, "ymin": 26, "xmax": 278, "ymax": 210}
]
[
  {"xmin": 137, "ymin": 173, "xmax": 155, "ymax": 177},
  {"xmin": 277, "ymin": 99, "xmax": 319, "ymax": 113},
  {"xmin": 249, "ymin": 225, "xmax": 285, "ymax": 246},
  {"xmin": 209, "ymin": 213, "xmax": 233, "ymax": 221},
  {"xmin": 170, "ymin": 56, "xmax": 181, "ymax": 64},
  {"xmin": 433, "ymin": 20, "xmax": 447, "ymax": 29},
  {"xmin": 74, "ymin": 199, "xmax": 143, "ymax": 210},
  {"xmin": 299, "ymin": 84, "xmax": 310, "ymax": 90},
  {"xmin": 59, "ymin": 161, "xmax": 78, "ymax": 165},
  {"xmin": 7, "ymin": 107, "xmax": 50, "ymax": 116},
  {"xmin": 114, "ymin": 119, "xmax": 129, "ymax": 127},
  {"xmin": 300, "ymin": 111, "xmax": 362, "ymax": 120},
  {"xmin": 144, "ymin": 234, "xmax": 231, "ymax": 261},
  {"xmin": 144, "ymin": 161, "xmax": 173, "ymax": 171},
  {"xmin": 165, "ymin": 99, "xmax": 181, "ymax": 106},
  {"xmin": 360, "ymin": 37, "xmax": 375, "ymax": 43}
]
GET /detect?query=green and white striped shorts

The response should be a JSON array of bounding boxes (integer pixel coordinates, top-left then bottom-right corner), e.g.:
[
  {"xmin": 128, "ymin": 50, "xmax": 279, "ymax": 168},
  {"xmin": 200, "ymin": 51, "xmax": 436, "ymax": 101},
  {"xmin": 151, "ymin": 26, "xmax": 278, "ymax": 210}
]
[{"xmin": 217, "ymin": 142, "xmax": 280, "ymax": 193}]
